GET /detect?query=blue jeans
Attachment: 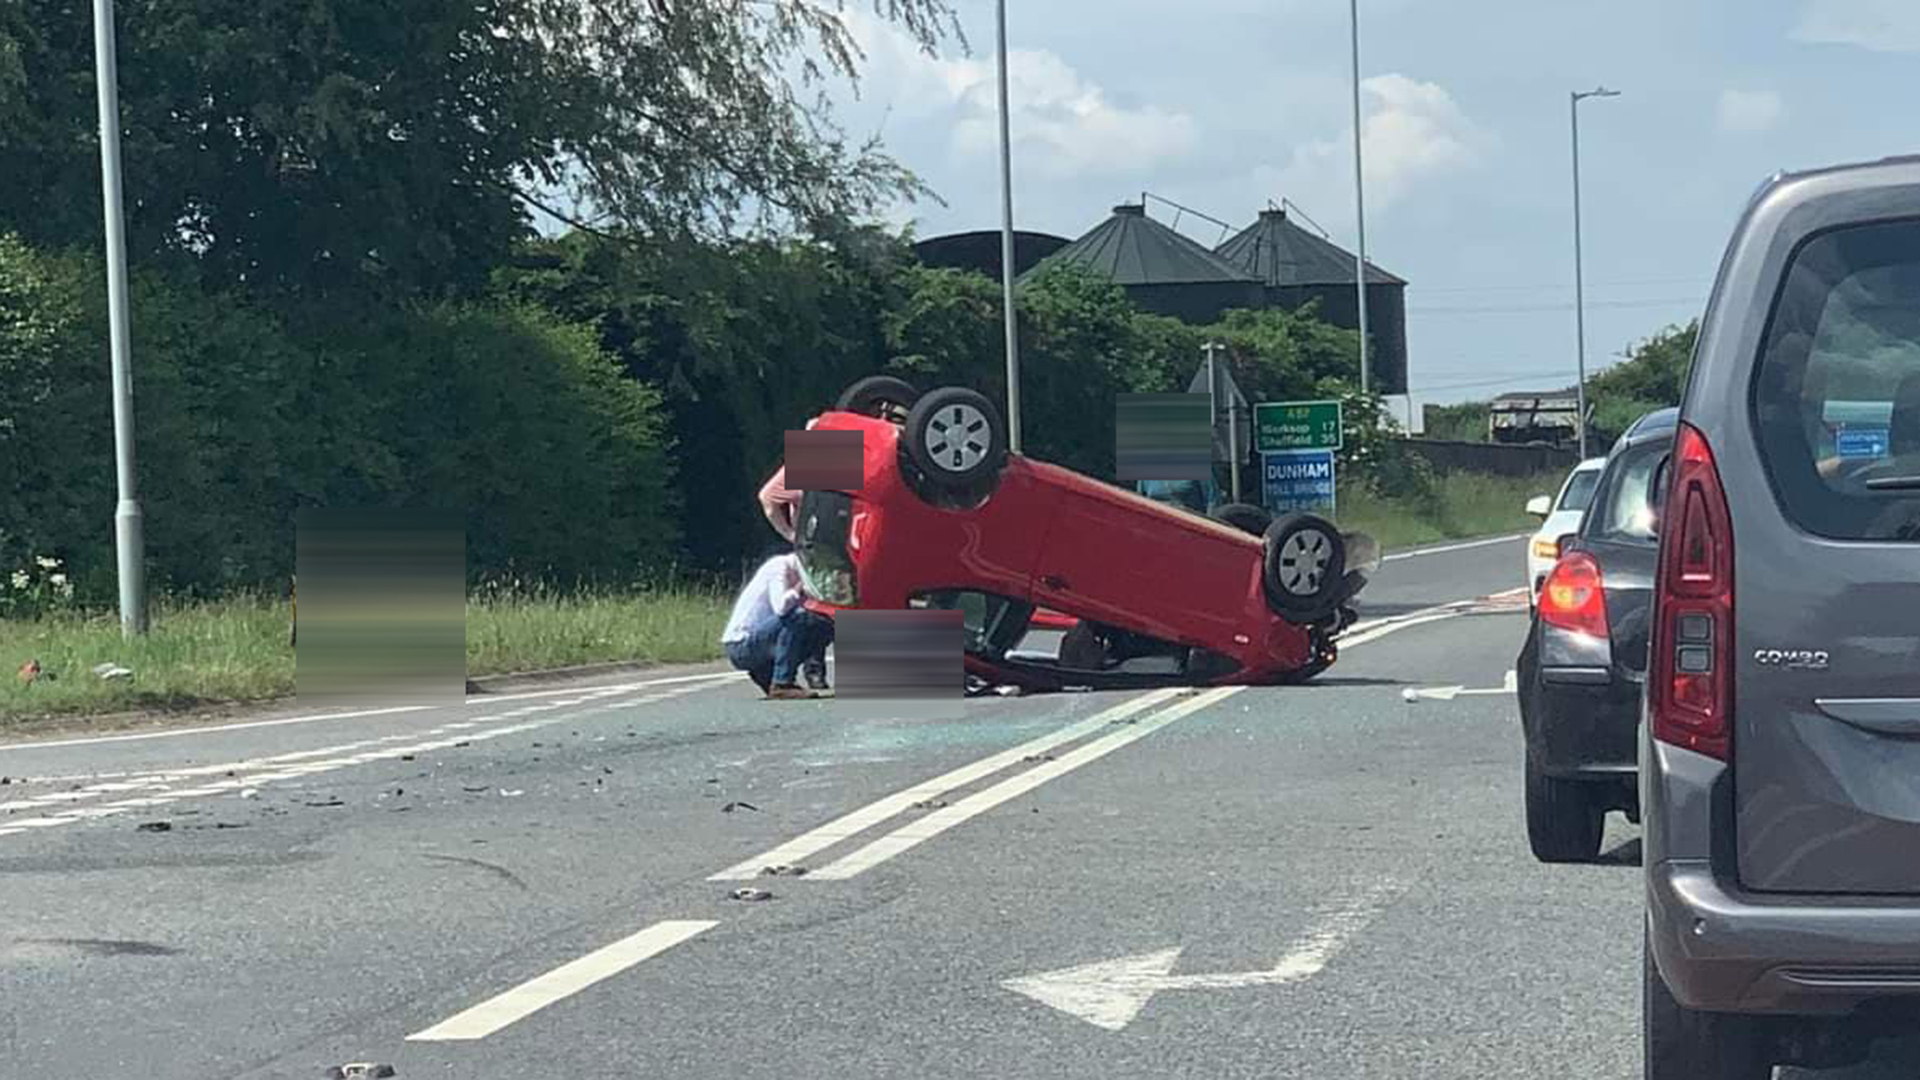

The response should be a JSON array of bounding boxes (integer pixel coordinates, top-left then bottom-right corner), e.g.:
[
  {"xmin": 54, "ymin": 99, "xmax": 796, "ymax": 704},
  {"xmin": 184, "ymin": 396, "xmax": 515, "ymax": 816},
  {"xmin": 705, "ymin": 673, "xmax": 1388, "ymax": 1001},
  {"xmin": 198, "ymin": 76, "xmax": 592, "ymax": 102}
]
[{"xmin": 725, "ymin": 608, "xmax": 833, "ymax": 690}]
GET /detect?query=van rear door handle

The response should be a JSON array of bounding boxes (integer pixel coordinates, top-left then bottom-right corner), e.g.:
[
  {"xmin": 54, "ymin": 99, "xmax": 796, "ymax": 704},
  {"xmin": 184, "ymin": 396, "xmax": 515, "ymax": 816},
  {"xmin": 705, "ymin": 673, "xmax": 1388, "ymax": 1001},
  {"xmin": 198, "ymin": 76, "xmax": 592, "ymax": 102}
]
[{"xmin": 1815, "ymin": 698, "xmax": 1920, "ymax": 736}]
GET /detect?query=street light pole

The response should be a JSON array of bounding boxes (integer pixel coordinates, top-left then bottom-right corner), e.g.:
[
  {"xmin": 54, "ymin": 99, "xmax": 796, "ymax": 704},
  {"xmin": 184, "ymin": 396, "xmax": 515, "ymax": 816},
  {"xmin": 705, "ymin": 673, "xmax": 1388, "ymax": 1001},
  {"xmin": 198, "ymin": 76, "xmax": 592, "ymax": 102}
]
[
  {"xmin": 1348, "ymin": 0, "xmax": 1370, "ymax": 400},
  {"xmin": 1570, "ymin": 85, "xmax": 1619, "ymax": 460},
  {"xmin": 994, "ymin": 0, "xmax": 1022, "ymax": 454},
  {"xmin": 91, "ymin": 0, "xmax": 147, "ymax": 636}
]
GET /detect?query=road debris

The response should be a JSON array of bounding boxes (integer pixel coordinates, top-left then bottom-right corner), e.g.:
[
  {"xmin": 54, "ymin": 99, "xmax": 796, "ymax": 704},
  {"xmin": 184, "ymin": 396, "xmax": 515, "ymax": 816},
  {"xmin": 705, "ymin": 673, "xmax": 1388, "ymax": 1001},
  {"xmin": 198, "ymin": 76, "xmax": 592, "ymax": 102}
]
[
  {"xmin": 1021, "ymin": 753, "xmax": 1055, "ymax": 763},
  {"xmin": 90, "ymin": 662, "xmax": 133, "ymax": 680},
  {"xmin": 728, "ymin": 887, "xmax": 775, "ymax": 902},
  {"xmin": 760, "ymin": 864, "xmax": 808, "ymax": 877},
  {"xmin": 330, "ymin": 1065, "xmax": 396, "ymax": 1080},
  {"xmin": 462, "ymin": 785, "xmax": 489, "ymax": 793},
  {"xmin": 721, "ymin": 801, "xmax": 760, "ymax": 813},
  {"xmin": 499, "ymin": 789, "xmax": 524, "ymax": 798},
  {"xmin": 135, "ymin": 821, "xmax": 172, "ymax": 833},
  {"xmin": 17, "ymin": 659, "xmax": 41, "ymax": 685},
  {"xmin": 910, "ymin": 799, "xmax": 949, "ymax": 810},
  {"xmin": 304, "ymin": 799, "xmax": 346, "ymax": 808}
]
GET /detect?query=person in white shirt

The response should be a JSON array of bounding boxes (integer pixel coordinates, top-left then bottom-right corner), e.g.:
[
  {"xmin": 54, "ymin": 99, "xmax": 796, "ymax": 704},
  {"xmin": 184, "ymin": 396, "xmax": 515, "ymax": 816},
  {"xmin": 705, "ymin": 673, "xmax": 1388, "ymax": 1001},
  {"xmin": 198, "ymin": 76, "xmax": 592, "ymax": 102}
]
[{"xmin": 720, "ymin": 552, "xmax": 833, "ymax": 699}]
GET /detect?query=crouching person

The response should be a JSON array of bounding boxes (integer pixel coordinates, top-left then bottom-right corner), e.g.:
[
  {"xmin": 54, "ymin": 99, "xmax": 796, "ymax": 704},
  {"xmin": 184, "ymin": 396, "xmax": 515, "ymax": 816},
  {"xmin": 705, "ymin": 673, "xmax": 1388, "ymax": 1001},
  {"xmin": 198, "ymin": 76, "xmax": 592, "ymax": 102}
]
[{"xmin": 720, "ymin": 552, "xmax": 833, "ymax": 699}]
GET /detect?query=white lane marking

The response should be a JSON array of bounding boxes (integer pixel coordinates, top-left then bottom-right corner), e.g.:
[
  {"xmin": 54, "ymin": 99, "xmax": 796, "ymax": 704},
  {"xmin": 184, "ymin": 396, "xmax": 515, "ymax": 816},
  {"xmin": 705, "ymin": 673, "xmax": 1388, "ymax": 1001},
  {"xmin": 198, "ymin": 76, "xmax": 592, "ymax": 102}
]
[
  {"xmin": 808, "ymin": 686, "xmax": 1243, "ymax": 880},
  {"xmin": 1002, "ymin": 880, "xmax": 1403, "ymax": 1031},
  {"xmin": 406, "ymin": 920, "xmax": 718, "ymax": 1042},
  {"xmin": 708, "ymin": 687, "xmax": 1185, "ymax": 881},
  {"xmin": 0, "ymin": 683, "xmax": 712, "ymax": 839},
  {"xmin": 1381, "ymin": 533, "xmax": 1526, "ymax": 562},
  {"xmin": 0, "ymin": 671, "xmax": 737, "ymax": 752}
]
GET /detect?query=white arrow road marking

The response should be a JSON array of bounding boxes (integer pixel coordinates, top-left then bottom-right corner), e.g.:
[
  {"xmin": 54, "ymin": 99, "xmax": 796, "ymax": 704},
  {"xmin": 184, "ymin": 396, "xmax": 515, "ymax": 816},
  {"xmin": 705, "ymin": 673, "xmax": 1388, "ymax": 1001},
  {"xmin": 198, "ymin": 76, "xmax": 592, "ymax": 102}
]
[
  {"xmin": 407, "ymin": 919, "xmax": 718, "ymax": 1041},
  {"xmin": 1405, "ymin": 670, "xmax": 1517, "ymax": 702},
  {"xmin": 1002, "ymin": 881, "xmax": 1404, "ymax": 1031}
]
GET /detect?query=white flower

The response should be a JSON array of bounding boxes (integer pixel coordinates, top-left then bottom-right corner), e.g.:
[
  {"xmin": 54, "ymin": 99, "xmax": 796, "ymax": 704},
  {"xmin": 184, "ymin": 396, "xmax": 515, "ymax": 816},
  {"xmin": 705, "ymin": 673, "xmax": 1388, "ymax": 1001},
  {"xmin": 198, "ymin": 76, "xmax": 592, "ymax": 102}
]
[
  {"xmin": 34, "ymin": 556, "xmax": 59, "ymax": 570},
  {"xmin": 49, "ymin": 573, "xmax": 67, "ymax": 588},
  {"xmin": 9, "ymin": 570, "xmax": 29, "ymax": 590}
]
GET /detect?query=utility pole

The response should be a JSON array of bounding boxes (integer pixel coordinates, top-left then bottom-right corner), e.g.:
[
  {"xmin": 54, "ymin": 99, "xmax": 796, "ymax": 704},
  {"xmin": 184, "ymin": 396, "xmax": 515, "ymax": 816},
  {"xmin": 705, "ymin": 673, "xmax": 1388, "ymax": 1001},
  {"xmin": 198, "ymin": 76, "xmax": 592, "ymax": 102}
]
[
  {"xmin": 1570, "ymin": 85, "xmax": 1620, "ymax": 459},
  {"xmin": 994, "ymin": 0, "xmax": 1022, "ymax": 453},
  {"xmin": 1349, "ymin": 0, "xmax": 1371, "ymax": 400},
  {"xmin": 1204, "ymin": 342, "xmax": 1241, "ymax": 503},
  {"xmin": 92, "ymin": 0, "xmax": 147, "ymax": 636}
]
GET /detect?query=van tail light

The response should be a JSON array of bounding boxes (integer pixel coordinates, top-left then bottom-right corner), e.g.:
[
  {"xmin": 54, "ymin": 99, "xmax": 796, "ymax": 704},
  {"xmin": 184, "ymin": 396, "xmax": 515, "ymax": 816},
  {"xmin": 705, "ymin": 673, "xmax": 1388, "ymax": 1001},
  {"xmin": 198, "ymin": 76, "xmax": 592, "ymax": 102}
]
[
  {"xmin": 1652, "ymin": 422, "xmax": 1734, "ymax": 761},
  {"xmin": 1538, "ymin": 552, "xmax": 1609, "ymax": 639}
]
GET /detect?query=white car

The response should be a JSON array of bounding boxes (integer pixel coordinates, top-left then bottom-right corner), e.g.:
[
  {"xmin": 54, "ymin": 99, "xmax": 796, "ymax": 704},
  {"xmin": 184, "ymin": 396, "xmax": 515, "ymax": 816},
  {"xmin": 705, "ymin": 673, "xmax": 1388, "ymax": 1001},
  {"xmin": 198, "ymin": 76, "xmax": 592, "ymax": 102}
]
[{"xmin": 1523, "ymin": 456, "xmax": 1606, "ymax": 608}]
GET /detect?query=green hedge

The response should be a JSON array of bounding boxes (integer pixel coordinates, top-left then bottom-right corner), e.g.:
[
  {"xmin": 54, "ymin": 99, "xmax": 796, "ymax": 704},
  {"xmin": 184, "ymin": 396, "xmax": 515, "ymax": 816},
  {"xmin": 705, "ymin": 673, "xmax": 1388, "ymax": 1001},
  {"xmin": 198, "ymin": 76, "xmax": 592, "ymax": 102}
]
[{"xmin": 0, "ymin": 235, "xmax": 677, "ymax": 611}]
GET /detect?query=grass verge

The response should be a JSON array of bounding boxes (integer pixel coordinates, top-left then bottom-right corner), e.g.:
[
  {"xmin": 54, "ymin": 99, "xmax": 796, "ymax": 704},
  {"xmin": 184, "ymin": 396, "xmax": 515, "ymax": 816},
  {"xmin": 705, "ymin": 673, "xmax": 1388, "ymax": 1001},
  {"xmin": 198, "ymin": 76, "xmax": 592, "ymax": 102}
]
[
  {"xmin": 1336, "ymin": 470, "xmax": 1562, "ymax": 553},
  {"xmin": 1, "ymin": 586, "xmax": 730, "ymax": 724}
]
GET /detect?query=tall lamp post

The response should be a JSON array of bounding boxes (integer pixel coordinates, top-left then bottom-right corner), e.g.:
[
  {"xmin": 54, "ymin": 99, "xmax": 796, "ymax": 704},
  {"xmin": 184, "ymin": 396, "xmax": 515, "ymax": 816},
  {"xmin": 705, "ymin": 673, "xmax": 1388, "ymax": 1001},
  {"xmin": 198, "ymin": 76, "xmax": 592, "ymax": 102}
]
[
  {"xmin": 994, "ymin": 0, "xmax": 1022, "ymax": 453},
  {"xmin": 91, "ymin": 0, "xmax": 147, "ymax": 636},
  {"xmin": 1570, "ymin": 85, "xmax": 1620, "ymax": 459},
  {"xmin": 1348, "ymin": 0, "xmax": 1370, "ymax": 399}
]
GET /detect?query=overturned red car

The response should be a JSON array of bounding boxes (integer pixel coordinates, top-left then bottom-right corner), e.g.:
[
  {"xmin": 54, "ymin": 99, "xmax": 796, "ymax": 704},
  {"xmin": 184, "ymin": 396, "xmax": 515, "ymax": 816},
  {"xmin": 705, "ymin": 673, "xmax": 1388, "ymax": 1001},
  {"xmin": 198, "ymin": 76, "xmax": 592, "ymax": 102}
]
[{"xmin": 792, "ymin": 377, "xmax": 1372, "ymax": 690}]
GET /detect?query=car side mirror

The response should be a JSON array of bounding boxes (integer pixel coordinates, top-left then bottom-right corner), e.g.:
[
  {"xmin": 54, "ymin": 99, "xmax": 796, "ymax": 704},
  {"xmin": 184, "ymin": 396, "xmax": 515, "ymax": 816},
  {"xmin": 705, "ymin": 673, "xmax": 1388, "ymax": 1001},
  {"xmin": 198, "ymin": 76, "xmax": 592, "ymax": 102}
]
[{"xmin": 1526, "ymin": 495, "xmax": 1552, "ymax": 517}]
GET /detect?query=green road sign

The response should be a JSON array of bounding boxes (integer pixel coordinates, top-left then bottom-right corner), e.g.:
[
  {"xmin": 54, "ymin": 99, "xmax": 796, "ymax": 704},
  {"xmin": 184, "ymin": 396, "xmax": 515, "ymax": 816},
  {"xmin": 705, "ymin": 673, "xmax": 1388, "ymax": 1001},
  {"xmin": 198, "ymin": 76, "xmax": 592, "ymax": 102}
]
[{"xmin": 1255, "ymin": 400, "xmax": 1343, "ymax": 452}]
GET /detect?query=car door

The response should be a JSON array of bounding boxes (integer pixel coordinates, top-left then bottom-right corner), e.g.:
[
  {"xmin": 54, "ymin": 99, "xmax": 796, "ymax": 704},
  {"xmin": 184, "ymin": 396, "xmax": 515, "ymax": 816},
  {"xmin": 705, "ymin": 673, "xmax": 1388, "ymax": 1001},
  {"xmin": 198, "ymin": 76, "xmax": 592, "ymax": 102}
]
[
  {"xmin": 1027, "ymin": 462, "xmax": 1254, "ymax": 646},
  {"xmin": 1581, "ymin": 436, "xmax": 1667, "ymax": 684},
  {"xmin": 1724, "ymin": 213, "xmax": 1920, "ymax": 894}
]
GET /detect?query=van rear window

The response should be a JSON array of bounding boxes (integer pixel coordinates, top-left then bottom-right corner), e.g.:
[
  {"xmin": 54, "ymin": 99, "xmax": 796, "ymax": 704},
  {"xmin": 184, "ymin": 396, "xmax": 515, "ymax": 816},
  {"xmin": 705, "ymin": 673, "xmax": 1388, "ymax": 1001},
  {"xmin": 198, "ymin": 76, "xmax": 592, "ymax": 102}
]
[{"xmin": 1752, "ymin": 219, "xmax": 1920, "ymax": 541}]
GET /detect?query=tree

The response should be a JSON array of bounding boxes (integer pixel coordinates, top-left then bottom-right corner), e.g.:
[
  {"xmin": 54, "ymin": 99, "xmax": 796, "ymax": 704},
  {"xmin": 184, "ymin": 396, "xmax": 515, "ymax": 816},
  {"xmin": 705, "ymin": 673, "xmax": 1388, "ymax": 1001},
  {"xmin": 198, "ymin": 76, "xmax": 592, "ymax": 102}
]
[
  {"xmin": 1586, "ymin": 319, "xmax": 1698, "ymax": 444},
  {"xmin": 0, "ymin": 1, "xmax": 961, "ymax": 300}
]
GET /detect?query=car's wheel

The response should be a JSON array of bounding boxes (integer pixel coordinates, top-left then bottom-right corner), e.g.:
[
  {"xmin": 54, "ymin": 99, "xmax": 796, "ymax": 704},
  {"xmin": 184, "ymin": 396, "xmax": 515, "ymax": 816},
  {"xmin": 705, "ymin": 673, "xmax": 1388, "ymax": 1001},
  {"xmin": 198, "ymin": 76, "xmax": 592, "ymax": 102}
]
[
  {"xmin": 836, "ymin": 375, "xmax": 920, "ymax": 421},
  {"xmin": 1210, "ymin": 502, "xmax": 1273, "ymax": 535},
  {"xmin": 1261, "ymin": 513, "xmax": 1346, "ymax": 620},
  {"xmin": 1524, "ymin": 754, "xmax": 1605, "ymax": 863},
  {"xmin": 1644, "ymin": 929, "xmax": 1775, "ymax": 1079},
  {"xmin": 903, "ymin": 387, "xmax": 1007, "ymax": 493}
]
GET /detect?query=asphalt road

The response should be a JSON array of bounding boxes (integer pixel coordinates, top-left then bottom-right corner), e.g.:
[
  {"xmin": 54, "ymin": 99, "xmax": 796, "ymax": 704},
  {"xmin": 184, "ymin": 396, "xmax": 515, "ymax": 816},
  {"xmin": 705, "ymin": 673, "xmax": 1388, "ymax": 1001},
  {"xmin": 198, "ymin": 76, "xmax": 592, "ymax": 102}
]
[{"xmin": 3, "ymin": 534, "xmax": 1914, "ymax": 1079}]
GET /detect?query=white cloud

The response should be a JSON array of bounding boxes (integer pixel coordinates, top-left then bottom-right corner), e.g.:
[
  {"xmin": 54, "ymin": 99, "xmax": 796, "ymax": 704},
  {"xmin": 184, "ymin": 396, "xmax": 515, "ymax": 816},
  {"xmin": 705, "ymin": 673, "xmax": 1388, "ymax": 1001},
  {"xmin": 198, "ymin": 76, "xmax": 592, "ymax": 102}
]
[
  {"xmin": 844, "ymin": 12, "xmax": 1199, "ymax": 181},
  {"xmin": 1717, "ymin": 89, "xmax": 1784, "ymax": 134},
  {"xmin": 1792, "ymin": 0, "xmax": 1920, "ymax": 52},
  {"xmin": 1272, "ymin": 74, "xmax": 1490, "ymax": 215}
]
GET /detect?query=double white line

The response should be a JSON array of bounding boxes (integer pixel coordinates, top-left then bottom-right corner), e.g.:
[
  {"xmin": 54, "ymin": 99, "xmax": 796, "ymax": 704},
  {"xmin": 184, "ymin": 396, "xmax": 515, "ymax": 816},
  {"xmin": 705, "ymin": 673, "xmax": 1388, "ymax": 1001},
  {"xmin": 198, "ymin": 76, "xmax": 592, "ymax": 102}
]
[{"xmin": 409, "ymin": 685, "xmax": 1241, "ymax": 1042}]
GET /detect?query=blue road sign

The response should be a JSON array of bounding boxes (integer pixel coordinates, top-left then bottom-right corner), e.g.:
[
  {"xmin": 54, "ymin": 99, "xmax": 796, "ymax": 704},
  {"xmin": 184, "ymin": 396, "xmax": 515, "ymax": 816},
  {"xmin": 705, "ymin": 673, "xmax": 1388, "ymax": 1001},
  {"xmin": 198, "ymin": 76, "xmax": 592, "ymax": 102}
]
[{"xmin": 1262, "ymin": 449, "xmax": 1336, "ymax": 515}]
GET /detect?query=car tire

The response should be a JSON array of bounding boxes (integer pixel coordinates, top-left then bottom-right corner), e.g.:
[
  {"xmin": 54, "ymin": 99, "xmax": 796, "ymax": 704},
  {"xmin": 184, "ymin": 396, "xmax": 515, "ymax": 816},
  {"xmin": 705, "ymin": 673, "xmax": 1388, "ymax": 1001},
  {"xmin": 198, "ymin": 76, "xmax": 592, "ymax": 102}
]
[
  {"xmin": 1261, "ymin": 513, "xmax": 1346, "ymax": 620},
  {"xmin": 1524, "ymin": 754, "xmax": 1605, "ymax": 863},
  {"xmin": 1644, "ymin": 929, "xmax": 1775, "ymax": 1079},
  {"xmin": 836, "ymin": 375, "xmax": 921, "ymax": 420},
  {"xmin": 1210, "ymin": 502, "xmax": 1273, "ymax": 535},
  {"xmin": 903, "ymin": 387, "xmax": 1007, "ymax": 493}
]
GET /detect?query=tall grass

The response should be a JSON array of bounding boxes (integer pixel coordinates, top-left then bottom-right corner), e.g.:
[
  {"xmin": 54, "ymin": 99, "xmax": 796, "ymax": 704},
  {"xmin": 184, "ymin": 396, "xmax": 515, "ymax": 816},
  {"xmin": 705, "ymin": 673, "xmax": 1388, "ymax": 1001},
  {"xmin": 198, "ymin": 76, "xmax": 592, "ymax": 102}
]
[{"xmin": 1337, "ymin": 471, "xmax": 1561, "ymax": 553}]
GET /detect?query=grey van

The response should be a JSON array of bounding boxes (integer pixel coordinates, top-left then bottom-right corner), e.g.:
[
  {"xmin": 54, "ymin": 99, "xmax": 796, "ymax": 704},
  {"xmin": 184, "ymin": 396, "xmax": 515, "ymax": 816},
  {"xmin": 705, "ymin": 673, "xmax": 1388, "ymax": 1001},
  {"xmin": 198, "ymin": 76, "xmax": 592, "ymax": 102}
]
[{"xmin": 1643, "ymin": 156, "xmax": 1920, "ymax": 1076}]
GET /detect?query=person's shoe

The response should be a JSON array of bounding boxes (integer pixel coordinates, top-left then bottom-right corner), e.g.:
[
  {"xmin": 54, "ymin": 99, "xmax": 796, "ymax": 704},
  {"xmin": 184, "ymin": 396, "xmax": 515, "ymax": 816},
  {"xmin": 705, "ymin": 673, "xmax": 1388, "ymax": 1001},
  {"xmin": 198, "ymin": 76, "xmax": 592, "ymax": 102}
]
[
  {"xmin": 768, "ymin": 683, "xmax": 815, "ymax": 700},
  {"xmin": 803, "ymin": 661, "xmax": 829, "ymax": 691}
]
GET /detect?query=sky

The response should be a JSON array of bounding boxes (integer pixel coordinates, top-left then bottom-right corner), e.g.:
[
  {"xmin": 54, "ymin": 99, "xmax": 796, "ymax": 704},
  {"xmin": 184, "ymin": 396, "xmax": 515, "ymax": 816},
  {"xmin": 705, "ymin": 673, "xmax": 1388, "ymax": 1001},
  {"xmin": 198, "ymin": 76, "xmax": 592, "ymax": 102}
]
[{"xmin": 813, "ymin": 0, "xmax": 1920, "ymax": 416}]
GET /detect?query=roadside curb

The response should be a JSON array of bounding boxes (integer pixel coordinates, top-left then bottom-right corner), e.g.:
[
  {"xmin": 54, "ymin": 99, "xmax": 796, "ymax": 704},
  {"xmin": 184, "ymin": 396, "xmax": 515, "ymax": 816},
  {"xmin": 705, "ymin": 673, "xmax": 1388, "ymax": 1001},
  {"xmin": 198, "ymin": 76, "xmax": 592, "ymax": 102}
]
[
  {"xmin": 463, "ymin": 658, "xmax": 728, "ymax": 693},
  {"xmin": 2, "ymin": 656, "xmax": 730, "ymax": 742}
]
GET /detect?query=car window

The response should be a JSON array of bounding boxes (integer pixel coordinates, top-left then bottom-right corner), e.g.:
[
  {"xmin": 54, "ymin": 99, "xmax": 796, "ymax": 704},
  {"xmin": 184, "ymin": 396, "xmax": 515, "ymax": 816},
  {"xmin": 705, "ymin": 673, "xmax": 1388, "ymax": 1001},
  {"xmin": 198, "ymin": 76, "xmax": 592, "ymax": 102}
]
[
  {"xmin": 1753, "ymin": 218, "xmax": 1920, "ymax": 540},
  {"xmin": 1588, "ymin": 441, "xmax": 1668, "ymax": 545},
  {"xmin": 1557, "ymin": 467, "xmax": 1601, "ymax": 513}
]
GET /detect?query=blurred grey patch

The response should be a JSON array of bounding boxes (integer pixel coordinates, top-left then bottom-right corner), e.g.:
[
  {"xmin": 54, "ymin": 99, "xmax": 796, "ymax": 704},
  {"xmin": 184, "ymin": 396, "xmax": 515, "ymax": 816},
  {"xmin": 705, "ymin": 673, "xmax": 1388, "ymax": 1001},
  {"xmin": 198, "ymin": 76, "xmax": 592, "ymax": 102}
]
[
  {"xmin": 786, "ymin": 429, "xmax": 864, "ymax": 489},
  {"xmin": 1116, "ymin": 394, "xmax": 1211, "ymax": 481},
  {"xmin": 296, "ymin": 508, "xmax": 465, "ymax": 707},
  {"xmin": 834, "ymin": 610, "xmax": 964, "ymax": 719}
]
